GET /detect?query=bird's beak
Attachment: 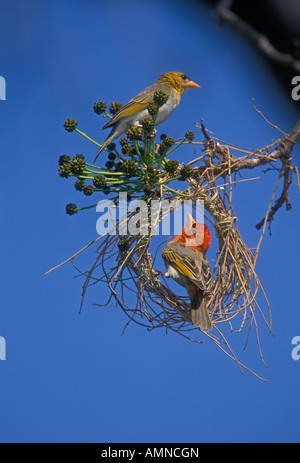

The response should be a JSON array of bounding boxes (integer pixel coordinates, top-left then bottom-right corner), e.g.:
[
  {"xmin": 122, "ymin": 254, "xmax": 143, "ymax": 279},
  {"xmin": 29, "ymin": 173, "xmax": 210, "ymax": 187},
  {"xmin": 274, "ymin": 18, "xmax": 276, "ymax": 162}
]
[
  {"xmin": 187, "ymin": 212, "xmax": 196, "ymax": 230},
  {"xmin": 183, "ymin": 212, "xmax": 197, "ymax": 241},
  {"xmin": 187, "ymin": 80, "xmax": 200, "ymax": 88}
]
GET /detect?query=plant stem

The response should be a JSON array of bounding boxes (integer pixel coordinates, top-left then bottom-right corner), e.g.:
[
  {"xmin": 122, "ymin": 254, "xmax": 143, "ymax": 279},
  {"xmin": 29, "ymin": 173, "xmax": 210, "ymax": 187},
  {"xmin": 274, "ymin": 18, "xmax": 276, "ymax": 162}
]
[
  {"xmin": 161, "ymin": 183, "xmax": 187, "ymax": 197},
  {"xmin": 75, "ymin": 128, "xmax": 101, "ymax": 147},
  {"xmin": 166, "ymin": 139, "xmax": 185, "ymax": 156}
]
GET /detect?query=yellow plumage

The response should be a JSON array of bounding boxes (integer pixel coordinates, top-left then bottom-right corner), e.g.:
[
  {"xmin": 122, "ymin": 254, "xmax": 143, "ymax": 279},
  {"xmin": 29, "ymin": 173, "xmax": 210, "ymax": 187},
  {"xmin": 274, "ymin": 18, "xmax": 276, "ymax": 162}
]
[{"xmin": 94, "ymin": 71, "xmax": 200, "ymax": 162}]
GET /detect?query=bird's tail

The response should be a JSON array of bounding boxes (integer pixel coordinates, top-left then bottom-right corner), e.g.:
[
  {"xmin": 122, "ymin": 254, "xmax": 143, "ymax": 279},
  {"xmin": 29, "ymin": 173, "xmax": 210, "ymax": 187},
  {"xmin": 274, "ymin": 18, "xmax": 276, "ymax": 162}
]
[
  {"xmin": 190, "ymin": 285, "xmax": 212, "ymax": 330},
  {"xmin": 94, "ymin": 133, "xmax": 115, "ymax": 163}
]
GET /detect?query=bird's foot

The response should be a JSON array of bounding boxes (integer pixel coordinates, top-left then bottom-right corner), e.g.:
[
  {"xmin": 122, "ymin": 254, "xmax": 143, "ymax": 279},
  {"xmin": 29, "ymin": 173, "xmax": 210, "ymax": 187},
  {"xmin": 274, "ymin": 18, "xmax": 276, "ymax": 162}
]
[
  {"xmin": 136, "ymin": 123, "xmax": 157, "ymax": 141},
  {"xmin": 153, "ymin": 270, "xmax": 165, "ymax": 277},
  {"xmin": 149, "ymin": 129, "xmax": 158, "ymax": 138}
]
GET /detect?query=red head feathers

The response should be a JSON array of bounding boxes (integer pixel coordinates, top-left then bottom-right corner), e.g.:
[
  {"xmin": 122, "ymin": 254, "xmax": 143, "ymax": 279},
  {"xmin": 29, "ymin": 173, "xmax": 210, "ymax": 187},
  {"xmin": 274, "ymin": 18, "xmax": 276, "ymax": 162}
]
[{"xmin": 171, "ymin": 213, "xmax": 211, "ymax": 254}]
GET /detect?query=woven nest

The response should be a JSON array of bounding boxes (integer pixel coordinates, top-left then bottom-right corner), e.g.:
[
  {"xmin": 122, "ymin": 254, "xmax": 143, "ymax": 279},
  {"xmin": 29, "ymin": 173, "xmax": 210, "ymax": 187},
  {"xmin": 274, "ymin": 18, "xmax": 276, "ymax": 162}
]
[{"xmin": 76, "ymin": 147, "xmax": 273, "ymax": 380}]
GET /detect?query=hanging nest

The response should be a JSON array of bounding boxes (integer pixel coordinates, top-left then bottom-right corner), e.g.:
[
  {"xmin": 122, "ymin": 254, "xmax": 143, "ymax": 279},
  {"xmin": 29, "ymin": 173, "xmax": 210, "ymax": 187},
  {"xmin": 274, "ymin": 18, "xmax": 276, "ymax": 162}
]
[
  {"xmin": 75, "ymin": 154, "xmax": 272, "ymax": 380},
  {"xmin": 49, "ymin": 98, "xmax": 300, "ymax": 380}
]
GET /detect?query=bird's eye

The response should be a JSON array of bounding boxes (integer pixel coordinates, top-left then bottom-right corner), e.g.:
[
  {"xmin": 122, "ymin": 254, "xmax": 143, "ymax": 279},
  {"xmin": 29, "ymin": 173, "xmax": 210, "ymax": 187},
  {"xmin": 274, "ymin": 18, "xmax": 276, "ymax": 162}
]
[{"xmin": 181, "ymin": 74, "xmax": 190, "ymax": 81}]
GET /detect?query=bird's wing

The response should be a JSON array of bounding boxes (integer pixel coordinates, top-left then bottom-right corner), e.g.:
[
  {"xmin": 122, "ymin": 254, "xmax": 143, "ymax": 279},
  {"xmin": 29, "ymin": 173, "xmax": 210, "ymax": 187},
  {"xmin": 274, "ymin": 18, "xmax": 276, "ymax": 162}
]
[
  {"xmin": 102, "ymin": 83, "xmax": 171, "ymax": 130},
  {"xmin": 162, "ymin": 242, "xmax": 210, "ymax": 290}
]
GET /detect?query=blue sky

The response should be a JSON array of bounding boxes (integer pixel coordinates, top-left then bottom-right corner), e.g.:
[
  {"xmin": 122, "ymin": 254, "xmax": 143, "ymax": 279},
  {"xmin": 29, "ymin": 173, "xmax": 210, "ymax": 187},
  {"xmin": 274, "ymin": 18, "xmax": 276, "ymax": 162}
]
[{"xmin": 0, "ymin": 0, "xmax": 300, "ymax": 443}]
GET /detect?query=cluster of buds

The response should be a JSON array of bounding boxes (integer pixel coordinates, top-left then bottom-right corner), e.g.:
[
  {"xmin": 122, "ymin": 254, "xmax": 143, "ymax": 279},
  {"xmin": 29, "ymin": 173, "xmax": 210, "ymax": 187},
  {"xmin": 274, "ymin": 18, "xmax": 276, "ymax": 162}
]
[
  {"xmin": 64, "ymin": 118, "xmax": 78, "ymax": 132},
  {"xmin": 62, "ymin": 97, "xmax": 197, "ymax": 215},
  {"xmin": 164, "ymin": 159, "xmax": 179, "ymax": 174},
  {"xmin": 158, "ymin": 136, "xmax": 174, "ymax": 156},
  {"xmin": 93, "ymin": 100, "xmax": 123, "ymax": 118},
  {"xmin": 58, "ymin": 154, "xmax": 85, "ymax": 178}
]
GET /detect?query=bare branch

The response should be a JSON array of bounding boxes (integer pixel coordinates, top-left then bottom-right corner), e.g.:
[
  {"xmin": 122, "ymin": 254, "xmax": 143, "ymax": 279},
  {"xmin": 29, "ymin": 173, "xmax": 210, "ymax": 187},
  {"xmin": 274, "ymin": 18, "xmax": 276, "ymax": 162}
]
[
  {"xmin": 193, "ymin": 120, "xmax": 300, "ymax": 176},
  {"xmin": 255, "ymin": 165, "xmax": 292, "ymax": 231},
  {"xmin": 215, "ymin": 1, "xmax": 300, "ymax": 73}
]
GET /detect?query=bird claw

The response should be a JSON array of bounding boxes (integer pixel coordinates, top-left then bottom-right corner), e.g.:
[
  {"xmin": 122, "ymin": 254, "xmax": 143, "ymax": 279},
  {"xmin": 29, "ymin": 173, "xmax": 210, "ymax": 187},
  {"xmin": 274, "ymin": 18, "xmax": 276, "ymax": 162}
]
[
  {"xmin": 154, "ymin": 270, "xmax": 165, "ymax": 277},
  {"xmin": 135, "ymin": 123, "xmax": 158, "ymax": 142},
  {"xmin": 149, "ymin": 129, "xmax": 158, "ymax": 138}
]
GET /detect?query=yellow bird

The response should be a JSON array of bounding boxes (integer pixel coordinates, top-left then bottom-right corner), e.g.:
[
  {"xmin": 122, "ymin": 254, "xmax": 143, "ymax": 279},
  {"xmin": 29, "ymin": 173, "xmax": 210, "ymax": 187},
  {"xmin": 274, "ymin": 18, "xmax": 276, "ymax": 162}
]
[{"xmin": 94, "ymin": 71, "xmax": 200, "ymax": 162}]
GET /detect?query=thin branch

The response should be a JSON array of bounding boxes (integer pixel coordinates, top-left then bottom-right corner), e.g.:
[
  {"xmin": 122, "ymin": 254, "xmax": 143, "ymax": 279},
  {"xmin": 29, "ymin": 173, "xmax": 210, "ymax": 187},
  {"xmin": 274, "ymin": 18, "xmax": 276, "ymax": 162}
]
[
  {"xmin": 215, "ymin": 1, "xmax": 300, "ymax": 73},
  {"xmin": 193, "ymin": 120, "xmax": 300, "ymax": 174},
  {"xmin": 255, "ymin": 165, "xmax": 292, "ymax": 230}
]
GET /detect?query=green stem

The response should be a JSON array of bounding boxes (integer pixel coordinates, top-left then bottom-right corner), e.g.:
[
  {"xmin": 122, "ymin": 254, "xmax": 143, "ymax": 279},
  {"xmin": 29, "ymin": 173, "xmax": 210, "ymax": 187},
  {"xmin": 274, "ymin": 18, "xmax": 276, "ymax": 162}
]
[
  {"xmin": 152, "ymin": 107, "xmax": 159, "ymax": 125},
  {"xmin": 113, "ymin": 148, "xmax": 122, "ymax": 161},
  {"xmin": 144, "ymin": 134, "xmax": 149, "ymax": 159},
  {"xmin": 155, "ymin": 175, "xmax": 181, "ymax": 187},
  {"xmin": 150, "ymin": 137, "xmax": 157, "ymax": 164},
  {"xmin": 84, "ymin": 165, "xmax": 126, "ymax": 176},
  {"xmin": 161, "ymin": 183, "xmax": 187, "ymax": 197},
  {"xmin": 133, "ymin": 140, "xmax": 147, "ymax": 167},
  {"xmin": 75, "ymin": 128, "xmax": 101, "ymax": 147},
  {"xmin": 166, "ymin": 139, "xmax": 185, "ymax": 156},
  {"xmin": 78, "ymin": 204, "xmax": 99, "ymax": 211},
  {"xmin": 148, "ymin": 107, "xmax": 159, "ymax": 164},
  {"xmin": 153, "ymin": 150, "xmax": 170, "ymax": 174},
  {"xmin": 153, "ymin": 139, "xmax": 185, "ymax": 174},
  {"xmin": 81, "ymin": 175, "xmax": 132, "ymax": 185}
]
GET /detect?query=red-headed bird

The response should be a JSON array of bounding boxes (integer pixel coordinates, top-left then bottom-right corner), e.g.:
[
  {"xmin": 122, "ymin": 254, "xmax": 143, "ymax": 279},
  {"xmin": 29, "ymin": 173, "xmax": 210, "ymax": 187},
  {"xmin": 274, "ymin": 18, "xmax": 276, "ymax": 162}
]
[
  {"xmin": 161, "ymin": 213, "xmax": 213, "ymax": 330},
  {"xmin": 94, "ymin": 71, "xmax": 200, "ymax": 161}
]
